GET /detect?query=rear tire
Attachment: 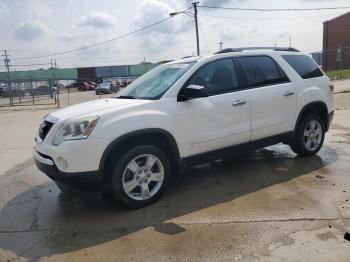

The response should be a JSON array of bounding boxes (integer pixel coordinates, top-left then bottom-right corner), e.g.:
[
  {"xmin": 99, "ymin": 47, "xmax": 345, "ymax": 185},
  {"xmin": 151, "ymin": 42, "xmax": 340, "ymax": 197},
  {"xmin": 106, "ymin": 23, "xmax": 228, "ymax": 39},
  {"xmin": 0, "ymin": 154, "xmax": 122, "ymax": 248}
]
[
  {"xmin": 290, "ymin": 114, "xmax": 325, "ymax": 157},
  {"xmin": 110, "ymin": 145, "xmax": 171, "ymax": 208}
]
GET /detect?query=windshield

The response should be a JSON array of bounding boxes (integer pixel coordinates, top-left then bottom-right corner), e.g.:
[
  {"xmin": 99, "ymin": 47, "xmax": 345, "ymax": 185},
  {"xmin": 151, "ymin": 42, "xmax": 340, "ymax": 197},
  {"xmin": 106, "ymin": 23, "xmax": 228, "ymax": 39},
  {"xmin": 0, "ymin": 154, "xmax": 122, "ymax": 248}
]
[{"xmin": 117, "ymin": 62, "xmax": 195, "ymax": 100}]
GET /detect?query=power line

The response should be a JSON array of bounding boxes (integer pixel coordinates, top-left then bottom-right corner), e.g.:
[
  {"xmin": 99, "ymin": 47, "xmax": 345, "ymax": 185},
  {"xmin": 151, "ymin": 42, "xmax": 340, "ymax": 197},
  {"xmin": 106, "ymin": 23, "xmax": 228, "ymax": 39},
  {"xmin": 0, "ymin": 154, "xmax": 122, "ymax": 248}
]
[
  {"xmin": 199, "ymin": 5, "xmax": 350, "ymax": 12},
  {"xmin": 11, "ymin": 62, "xmax": 52, "ymax": 67},
  {"xmin": 12, "ymin": 15, "xmax": 179, "ymax": 60},
  {"xmin": 200, "ymin": 12, "xmax": 344, "ymax": 20}
]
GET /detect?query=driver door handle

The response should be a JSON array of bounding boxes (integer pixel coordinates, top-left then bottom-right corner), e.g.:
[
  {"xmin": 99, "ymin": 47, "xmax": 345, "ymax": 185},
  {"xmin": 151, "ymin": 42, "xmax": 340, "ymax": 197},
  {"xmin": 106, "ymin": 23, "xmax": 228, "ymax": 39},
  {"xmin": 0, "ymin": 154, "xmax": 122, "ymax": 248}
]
[
  {"xmin": 232, "ymin": 100, "xmax": 247, "ymax": 106},
  {"xmin": 284, "ymin": 90, "xmax": 294, "ymax": 96}
]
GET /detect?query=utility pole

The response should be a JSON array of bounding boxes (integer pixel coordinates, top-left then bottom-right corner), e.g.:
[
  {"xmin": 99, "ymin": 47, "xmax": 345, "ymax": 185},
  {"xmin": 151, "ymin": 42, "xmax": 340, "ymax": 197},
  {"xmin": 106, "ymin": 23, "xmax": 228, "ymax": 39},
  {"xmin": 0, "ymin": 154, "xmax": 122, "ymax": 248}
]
[
  {"xmin": 193, "ymin": 2, "xmax": 200, "ymax": 56},
  {"xmin": 50, "ymin": 59, "xmax": 53, "ymax": 89},
  {"xmin": 50, "ymin": 59, "xmax": 55, "ymax": 100},
  {"xmin": 219, "ymin": 42, "xmax": 223, "ymax": 51},
  {"xmin": 50, "ymin": 58, "xmax": 53, "ymax": 82},
  {"xmin": 53, "ymin": 58, "xmax": 60, "ymax": 107},
  {"xmin": 170, "ymin": 3, "xmax": 200, "ymax": 56},
  {"xmin": 337, "ymin": 45, "xmax": 342, "ymax": 79},
  {"xmin": 54, "ymin": 58, "xmax": 58, "ymax": 87},
  {"xmin": 30, "ymin": 71, "xmax": 34, "ymax": 105},
  {"xmin": 2, "ymin": 50, "xmax": 13, "ymax": 105},
  {"xmin": 289, "ymin": 36, "xmax": 292, "ymax": 48}
]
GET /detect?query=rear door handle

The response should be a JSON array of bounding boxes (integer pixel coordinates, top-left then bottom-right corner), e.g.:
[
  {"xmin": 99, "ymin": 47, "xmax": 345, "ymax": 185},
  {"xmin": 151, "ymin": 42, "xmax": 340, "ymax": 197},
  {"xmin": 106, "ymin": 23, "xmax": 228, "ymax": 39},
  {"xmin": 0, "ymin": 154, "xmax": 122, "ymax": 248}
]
[
  {"xmin": 284, "ymin": 91, "xmax": 294, "ymax": 96},
  {"xmin": 232, "ymin": 100, "xmax": 247, "ymax": 106}
]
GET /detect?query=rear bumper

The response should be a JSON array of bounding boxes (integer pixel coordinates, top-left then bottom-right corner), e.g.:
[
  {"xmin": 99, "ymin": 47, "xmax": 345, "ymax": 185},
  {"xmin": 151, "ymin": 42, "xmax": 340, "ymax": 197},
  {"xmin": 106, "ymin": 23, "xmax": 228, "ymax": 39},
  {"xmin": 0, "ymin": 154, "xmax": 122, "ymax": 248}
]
[
  {"xmin": 326, "ymin": 111, "xmax": 334, "ymax": 132},
  {"xmin": 33, "ymin": 148, "xmax": 104, "ymax": 192}
]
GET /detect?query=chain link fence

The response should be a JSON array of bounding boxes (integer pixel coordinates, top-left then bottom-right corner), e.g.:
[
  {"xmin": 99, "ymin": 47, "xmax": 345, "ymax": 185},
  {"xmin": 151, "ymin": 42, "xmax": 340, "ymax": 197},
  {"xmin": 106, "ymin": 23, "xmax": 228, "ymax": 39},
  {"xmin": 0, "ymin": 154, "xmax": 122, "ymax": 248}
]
[{"xmin": 0, "ymin": 81, "xmax": 59, "ymax": 107}]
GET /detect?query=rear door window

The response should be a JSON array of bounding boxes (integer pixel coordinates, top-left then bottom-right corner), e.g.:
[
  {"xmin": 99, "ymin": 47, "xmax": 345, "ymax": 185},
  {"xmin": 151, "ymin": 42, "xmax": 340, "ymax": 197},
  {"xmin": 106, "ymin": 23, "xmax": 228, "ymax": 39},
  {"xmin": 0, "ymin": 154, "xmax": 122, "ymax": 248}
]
[
  {"xmin": 282, "ymin": 55, "xmax": 323, "ymax": 79},
  {"xmin": 237, "ymin": 56, "xmax": 289, "ymax": 88}
]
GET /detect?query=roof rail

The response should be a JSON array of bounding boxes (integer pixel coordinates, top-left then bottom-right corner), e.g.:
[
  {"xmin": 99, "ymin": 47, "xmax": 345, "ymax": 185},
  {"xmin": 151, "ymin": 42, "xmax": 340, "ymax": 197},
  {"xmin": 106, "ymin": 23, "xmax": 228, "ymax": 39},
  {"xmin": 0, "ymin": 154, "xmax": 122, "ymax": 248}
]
[{"xmin": 215, "ymin": 47, "xmax": 300, "ymax": 54}]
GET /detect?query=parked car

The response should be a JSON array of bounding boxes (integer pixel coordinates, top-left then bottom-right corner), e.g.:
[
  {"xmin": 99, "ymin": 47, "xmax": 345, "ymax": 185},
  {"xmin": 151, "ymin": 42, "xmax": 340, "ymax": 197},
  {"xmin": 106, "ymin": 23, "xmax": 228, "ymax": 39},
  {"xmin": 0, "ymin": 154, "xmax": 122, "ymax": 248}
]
[
  {"xmin": 0, "ymin": 86, "xmax": 5, "ymax": 97},
  {"xmin": 1, "ymin": 87, "xmax": 25, "ymax": 97},
  {"xmin": 54, "ymin": 84, "xmax": 64, "ymax": 89},
  {"xmin": 88, "ymin": 82, "xmax": 98, "ymax": 89},
  {"xmin": 65, "ymin": 83, "xmax": 74, "ymax": 89},
  {"xmin": 73, "ymin": 82, "xmax": 90, "ymax": 91},
  {"xmin": 32, "ymin": 86, "xmax": 53, "ymax": 97},
  {"xmin": 85, "ymin": 82, "xmax": 96, "ymax": 90},
  {"xmin": 121, "ymin": 80, "xmax": 130, "ymax": 87},
  {"xmin": 33, "ymin": 47, "xmax": 334, "ymax": 208},
  {"xmin": 65, "ymin": 82, "xmax": 89, "ymax": 91},
  {"xmin": 95, "ymin": 82, "xmax": 118, "ymax": 95}
]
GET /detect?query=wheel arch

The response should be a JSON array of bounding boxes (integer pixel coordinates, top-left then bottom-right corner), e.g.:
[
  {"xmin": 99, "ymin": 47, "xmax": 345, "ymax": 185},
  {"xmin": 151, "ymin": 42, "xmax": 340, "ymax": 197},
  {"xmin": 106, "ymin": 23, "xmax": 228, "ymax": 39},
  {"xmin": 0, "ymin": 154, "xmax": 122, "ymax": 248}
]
[
  {"xmin": 295, "ymin": 101, "xmax": 329, "ymax": 132},
  {"xmin": 99, "ymin": 128, "xmax": 181, "ymax": 182}
]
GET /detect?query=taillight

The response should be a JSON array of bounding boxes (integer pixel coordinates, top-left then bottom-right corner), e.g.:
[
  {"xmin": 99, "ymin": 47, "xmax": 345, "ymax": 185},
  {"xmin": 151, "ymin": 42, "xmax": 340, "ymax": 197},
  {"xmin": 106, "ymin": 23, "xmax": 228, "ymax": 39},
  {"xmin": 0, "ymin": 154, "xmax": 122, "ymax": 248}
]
[{"xmin": 329, "ymin": 82, "xmax": 334, "ymax": 93}]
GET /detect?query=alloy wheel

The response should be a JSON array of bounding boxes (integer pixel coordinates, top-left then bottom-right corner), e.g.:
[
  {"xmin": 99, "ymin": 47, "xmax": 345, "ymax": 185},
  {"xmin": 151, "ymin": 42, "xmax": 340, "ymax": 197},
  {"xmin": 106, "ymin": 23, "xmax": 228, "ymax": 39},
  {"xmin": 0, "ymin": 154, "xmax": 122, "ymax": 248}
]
[
  {"xmin": 122, "ymin": 154, "xmax": 164, "ymax": 201},
  {"xmin": 303, "ymin": 120, "xmax": 322, "ymax": 151}
]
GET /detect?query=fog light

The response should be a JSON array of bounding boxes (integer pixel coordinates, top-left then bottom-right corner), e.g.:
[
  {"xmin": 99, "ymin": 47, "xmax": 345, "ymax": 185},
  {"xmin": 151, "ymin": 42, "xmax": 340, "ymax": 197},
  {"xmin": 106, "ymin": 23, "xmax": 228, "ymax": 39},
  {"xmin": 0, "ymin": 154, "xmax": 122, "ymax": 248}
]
[{"xmin": 56, "ymin": 157, "xmax": 68, "ymax": 170}]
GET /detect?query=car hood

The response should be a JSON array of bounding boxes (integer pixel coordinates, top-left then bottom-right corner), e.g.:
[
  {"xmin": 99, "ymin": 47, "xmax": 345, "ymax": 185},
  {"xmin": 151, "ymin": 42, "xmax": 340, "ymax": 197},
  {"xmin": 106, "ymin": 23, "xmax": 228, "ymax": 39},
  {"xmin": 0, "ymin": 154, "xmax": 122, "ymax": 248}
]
[{"xmin": 47, "ymin": 98, "xmax": 151, "ymax": 122}]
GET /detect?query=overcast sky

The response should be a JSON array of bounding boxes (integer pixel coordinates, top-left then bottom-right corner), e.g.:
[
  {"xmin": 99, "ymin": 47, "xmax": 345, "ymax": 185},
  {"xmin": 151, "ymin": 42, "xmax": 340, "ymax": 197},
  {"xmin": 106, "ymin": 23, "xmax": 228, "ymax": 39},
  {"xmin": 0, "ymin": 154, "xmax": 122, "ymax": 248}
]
[{"xmin": 0, "ymin": 0, "xmax": 349, "ymax": 70}]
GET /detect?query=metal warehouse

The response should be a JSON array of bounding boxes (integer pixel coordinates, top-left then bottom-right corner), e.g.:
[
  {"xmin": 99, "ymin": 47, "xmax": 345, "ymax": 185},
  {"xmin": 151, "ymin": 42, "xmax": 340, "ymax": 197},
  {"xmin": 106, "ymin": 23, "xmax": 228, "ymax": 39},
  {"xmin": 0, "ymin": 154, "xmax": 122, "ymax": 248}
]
[
  {"xmin": 0, "ymin": 62, "xmax": 163, "ymax": 84},
  {"xmin": 323, "ymin": 11, "xmax": 350, "ymax": 71}
]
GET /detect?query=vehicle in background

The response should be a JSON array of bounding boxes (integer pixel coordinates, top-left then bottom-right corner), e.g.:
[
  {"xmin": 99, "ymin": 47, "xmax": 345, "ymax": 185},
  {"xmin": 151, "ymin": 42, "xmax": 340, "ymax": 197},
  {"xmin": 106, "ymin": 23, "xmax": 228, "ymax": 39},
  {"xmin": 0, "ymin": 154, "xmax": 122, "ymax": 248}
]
[
  {"xmin": 95, "ymin": 82, "xmax": 118, "ymax": 95},
  {"xmin": 65, "ymin": 83, "xmax": 74, "ymax": 89},
  {"xmin": 88, "ymin": 82, "xmax": 98, "ymax": 89},
  {"xmin": 86, "ymin": 82, "xmax": 96, "ymax": 91},
  {"xmin": 1, "ymin": 88, "xmax": 25, "ymax": 97},
  {"xmin": 53, "ymin": 84, "xmax": 65, "ymax": 92},
  {"xmin": 73, "ymin": 82, "xmax": 90, "ymax": 91},
  {"xmin": 0, "ymin": 85, "xmax": 5, "ymax": 97},
  {"xmin": 121, "ymin": 80, "xmax": 130, "ymax": 87},
  {"xmin": 32, "ymin": 86, "xmax": 53, "ymax": 97}
]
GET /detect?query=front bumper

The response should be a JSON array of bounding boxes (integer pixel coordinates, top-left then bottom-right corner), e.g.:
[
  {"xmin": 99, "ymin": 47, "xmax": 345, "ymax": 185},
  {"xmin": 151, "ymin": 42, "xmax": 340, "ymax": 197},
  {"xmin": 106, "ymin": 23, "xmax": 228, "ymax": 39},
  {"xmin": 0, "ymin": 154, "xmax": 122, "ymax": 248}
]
[{"xmin": 33, "ymin": 148, "xmax": 104, "ymax": 192}]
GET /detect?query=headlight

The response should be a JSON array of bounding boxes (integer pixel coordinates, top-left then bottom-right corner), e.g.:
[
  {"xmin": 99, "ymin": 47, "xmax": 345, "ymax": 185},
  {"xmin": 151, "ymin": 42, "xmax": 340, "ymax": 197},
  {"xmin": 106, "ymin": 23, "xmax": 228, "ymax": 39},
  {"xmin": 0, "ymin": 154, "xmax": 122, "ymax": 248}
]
[{"xmin": 53, "ymin": 116, "xmax": 98, "ymax": 146}]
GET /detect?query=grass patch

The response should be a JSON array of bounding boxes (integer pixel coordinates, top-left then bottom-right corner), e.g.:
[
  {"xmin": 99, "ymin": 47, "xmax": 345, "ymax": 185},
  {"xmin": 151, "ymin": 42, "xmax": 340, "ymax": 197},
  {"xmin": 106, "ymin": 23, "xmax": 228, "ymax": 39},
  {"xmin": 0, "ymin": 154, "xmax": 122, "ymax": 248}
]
[{"xmin": 326, "ymin": 69, "xmax": 350, "ymax": 80}]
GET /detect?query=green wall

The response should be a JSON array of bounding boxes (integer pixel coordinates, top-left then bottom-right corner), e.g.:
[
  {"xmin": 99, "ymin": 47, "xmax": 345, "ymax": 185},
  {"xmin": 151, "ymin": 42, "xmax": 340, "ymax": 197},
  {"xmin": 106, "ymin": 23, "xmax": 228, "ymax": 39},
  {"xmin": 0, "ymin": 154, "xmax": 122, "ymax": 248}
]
[
  {"xmin": 129, "ymin": 63, "xmax": 161, "ymax": 77},
  {"xmin": 0, "ymin": 62, "xmax": 166, "ymax": 82},
  {"xmin": 0, "ymin": 68, "xmax": 77, "ymax": 81},
  {"xmin": 53, "ymin": 68, "xmax": 78, "ymax": 80}
]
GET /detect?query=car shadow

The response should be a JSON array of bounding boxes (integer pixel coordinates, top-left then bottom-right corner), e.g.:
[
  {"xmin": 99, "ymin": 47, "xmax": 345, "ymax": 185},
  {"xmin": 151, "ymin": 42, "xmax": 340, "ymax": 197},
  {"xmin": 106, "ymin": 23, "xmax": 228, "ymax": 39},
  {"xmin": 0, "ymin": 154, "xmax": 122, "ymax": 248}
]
[{"xmin": 0, "ymin": 144, "xmax": 338, "ymax": 259}]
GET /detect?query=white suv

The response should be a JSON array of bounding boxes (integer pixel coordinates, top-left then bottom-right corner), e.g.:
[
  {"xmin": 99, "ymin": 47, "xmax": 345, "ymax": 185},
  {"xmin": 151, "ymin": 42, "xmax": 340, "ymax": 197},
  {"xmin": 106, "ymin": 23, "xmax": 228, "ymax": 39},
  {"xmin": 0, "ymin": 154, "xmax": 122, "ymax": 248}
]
[{"xmin": 34, "ymin": 47, "xmax": 334, "ymax": 207}]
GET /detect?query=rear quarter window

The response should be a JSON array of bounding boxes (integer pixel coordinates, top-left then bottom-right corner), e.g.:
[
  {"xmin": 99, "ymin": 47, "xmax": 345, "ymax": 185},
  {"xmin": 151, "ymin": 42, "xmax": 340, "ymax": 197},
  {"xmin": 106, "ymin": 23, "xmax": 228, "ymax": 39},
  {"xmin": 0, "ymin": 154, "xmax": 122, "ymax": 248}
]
[
  {"xmin": 282, "ymin": 55, "xmax": 323, "ymax": 79},
  {"xmin": 237, "ymin": 56, "xmax": 289, "ymax": 88}
]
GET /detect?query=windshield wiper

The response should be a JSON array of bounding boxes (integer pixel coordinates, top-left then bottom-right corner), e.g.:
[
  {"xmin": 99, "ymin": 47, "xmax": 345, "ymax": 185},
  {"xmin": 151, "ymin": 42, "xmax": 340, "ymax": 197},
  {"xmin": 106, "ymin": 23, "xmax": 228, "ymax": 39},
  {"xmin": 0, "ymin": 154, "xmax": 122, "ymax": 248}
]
[{"xmin": 117, "ymin": 95, "xmax": 136, "ymax": 99}]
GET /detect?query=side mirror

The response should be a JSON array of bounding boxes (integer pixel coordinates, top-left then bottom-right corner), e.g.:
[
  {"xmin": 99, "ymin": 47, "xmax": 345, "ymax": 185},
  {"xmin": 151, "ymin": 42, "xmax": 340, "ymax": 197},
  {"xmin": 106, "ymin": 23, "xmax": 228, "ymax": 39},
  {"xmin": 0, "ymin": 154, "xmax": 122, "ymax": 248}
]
[{"xmin": 179, "ymin": 84, "xmax": 208, "ymax": 101}]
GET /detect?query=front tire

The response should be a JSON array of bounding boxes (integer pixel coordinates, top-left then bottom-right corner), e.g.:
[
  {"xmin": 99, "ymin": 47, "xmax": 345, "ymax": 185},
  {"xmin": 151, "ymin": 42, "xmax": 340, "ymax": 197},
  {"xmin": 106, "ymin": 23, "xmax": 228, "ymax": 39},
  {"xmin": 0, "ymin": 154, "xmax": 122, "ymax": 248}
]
[
  {"xmin": 290, "ymin": 114, "xmax": 325, "ymax": 156},
  {"xmin": 110, "ymin": 145, "xmax": 171, "ymax": 208}
]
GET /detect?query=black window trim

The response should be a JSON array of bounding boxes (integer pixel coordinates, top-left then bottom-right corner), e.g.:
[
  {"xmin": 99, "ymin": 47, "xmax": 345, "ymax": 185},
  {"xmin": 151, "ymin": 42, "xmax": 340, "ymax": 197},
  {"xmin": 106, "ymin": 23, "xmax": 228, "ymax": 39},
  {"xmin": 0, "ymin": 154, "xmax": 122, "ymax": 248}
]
[
  {"xmin": 178, "ymin": 57, "xmax": 246, "ymax": 99},
  {"xmin": 235, "ymin": 54, "xmax": 291, "ymax": 90}
]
